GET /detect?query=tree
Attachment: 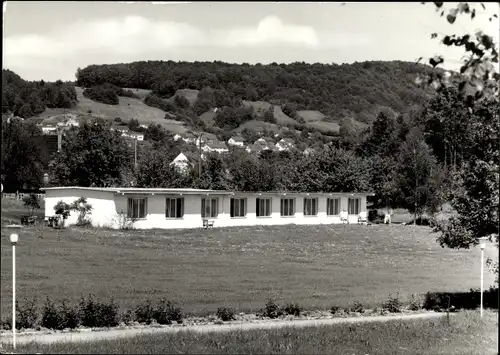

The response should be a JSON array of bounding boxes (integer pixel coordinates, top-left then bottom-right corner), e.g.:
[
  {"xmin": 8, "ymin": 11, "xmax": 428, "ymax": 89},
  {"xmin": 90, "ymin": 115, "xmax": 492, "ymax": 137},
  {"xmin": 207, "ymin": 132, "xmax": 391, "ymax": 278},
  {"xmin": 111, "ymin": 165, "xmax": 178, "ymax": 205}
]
[
  {"xmin": 418, "ymin": 3, "xmax": 499, "ymax": 103},
  {"xmin": 395, "ymin": 127, "xmax": 442, "ymax": 221},
  {"xmin": 434, "ymin": 98, "xmax": 499, "ymax": 246},
  {"xmin": 49, "ymin": 119, "xmax": 133, "ymax": 187},
  {"xmin": 360, "ymin": 111, "xmax": 398, "ymax": 157},
  {"xmin": 418, "ymin": 3, "xmax": 499, "ymax": 283},
  {"xmin": 135, "ymin": 145, "xmax": 185, "ymax": 188},
  {"xmin": 1, "ymin": 119, "xmax": 45, "ymax": 191},
  {"xmin": 70, "ymin": 197, "xmax": 93, "ymax": 226},
  {"xmin": 23, "ymin": 194, "xmax": 40, "ymax": 217},
  {"xmin": 144, "ymin": 124, "xmax": 167, "ymax": 142},
  {"xmin": 128, "ymin": 119, "xmax": 141, "ymax": 132},
  {"xmin": 192, "ymin": 152, "xmax": 231, "ymax": 190}
]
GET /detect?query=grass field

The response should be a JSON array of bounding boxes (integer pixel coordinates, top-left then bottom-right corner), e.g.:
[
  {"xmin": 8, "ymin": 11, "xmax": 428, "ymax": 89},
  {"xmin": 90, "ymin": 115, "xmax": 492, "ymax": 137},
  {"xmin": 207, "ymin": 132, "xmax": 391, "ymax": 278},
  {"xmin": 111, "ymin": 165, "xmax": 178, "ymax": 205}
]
[
  {"xmin": 305, "ymin": 120, "xmax": 340, "ymax": 133},
  {"xmin": 34, "ymin": 87, "xmax": 188, "ymax": 134},
  {"xmin": 1, "ymin": 217, "xmax": 496, "ymax": 318},
  {"xmin": 296, "ymin": 110, "xmax": 326, "ymax": 122},
  {"xmin": 6, "ymin": 310, "xmax": 497, "ymax": 354}
]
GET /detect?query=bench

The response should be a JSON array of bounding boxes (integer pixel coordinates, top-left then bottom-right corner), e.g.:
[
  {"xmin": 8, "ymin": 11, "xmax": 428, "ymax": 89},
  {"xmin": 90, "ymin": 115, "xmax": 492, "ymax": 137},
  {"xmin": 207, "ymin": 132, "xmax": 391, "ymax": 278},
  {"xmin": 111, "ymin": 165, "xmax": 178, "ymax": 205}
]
[
  {"xmin": 46, "ymin": 216, "xmax": 59, "ymax": 228},
  {"xmin": 203, "ymin": 219, "xmax": 214, "ymax": 229},
  {"xmin": 20, "ymin": 215, "xmax": 37, "ymax": 226}
]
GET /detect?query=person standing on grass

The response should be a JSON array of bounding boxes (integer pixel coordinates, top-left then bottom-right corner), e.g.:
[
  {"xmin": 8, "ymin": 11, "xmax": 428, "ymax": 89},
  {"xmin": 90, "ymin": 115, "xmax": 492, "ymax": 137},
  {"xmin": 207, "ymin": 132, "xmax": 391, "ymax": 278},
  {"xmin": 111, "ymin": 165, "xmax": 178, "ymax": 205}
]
[{"xmin": 384, "ymin": 207, "xmax": 392, "ymax": 224}]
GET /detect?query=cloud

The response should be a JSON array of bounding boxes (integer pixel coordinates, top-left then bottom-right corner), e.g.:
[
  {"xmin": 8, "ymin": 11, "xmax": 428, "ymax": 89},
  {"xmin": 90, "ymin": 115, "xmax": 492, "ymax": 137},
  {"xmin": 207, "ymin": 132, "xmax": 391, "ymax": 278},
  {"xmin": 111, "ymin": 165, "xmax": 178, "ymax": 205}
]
[
  {"xmin": 3, "ymin": 15, "xmax": 373, "ymax": 80},
  {"xmin": 3, "ymin": 15, "xmax": 319, "ymax": 60}
]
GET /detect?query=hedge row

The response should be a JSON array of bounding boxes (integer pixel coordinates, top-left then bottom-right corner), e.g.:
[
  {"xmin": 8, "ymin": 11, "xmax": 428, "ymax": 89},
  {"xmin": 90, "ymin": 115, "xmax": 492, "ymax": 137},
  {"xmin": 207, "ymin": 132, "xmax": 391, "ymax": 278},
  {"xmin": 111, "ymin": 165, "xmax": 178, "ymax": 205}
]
[{"xmin": 1, "ymin": 288, "xmax": 497, "ymax": 331}]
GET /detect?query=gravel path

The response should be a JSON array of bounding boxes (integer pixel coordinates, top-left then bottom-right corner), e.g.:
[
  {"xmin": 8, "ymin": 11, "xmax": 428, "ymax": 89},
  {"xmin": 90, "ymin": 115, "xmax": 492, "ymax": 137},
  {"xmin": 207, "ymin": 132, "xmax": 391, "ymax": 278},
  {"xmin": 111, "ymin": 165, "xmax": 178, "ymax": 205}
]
[{"xmin": 0, "ymin": 312, "xmax": 446, "ymax": 345}]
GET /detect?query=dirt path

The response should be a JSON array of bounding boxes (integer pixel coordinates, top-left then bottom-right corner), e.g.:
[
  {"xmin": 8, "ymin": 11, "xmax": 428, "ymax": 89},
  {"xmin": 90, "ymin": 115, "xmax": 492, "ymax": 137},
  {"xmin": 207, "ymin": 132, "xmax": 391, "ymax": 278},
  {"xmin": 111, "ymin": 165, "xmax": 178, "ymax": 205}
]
[{"xmin": 0, "ymin": 312, "xmax": 446, "ymax": 345}]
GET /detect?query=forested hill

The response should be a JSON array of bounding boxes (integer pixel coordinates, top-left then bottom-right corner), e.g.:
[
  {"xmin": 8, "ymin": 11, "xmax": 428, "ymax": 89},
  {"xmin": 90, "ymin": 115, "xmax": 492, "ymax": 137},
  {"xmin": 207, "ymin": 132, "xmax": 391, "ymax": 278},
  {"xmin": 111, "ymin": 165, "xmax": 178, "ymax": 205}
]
[{"xmin": 76, "ymin": 60, "xmax": 434, "ymax": 124}]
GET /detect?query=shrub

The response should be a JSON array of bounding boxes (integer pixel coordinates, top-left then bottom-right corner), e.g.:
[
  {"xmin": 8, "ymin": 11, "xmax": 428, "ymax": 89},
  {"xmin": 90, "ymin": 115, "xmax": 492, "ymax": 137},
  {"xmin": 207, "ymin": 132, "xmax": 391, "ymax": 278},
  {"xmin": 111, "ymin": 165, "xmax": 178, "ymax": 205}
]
[
  {"xmin": 153, "ymin": 299, "xmax": 183, "ymax": 325},
  {"xmin": 174, "ymin": 95, "xmax": 190, "ymax": 109},
  {"xmin": 408, "ymin": 294, "xmax": 422, "ymax": 311},
  {"xmin": 120, "ymin": 309, "xmax": 134, "ymax": 325},
  {"xmin": 54, "ymin": 200, "xmax": 71, "ymax": 220},
  {"xmin": 59, "ymin": 300, "xmax": 80, "ymax": 329},
  {"xmin": 79, "ymin": 294, "xmax": 119, "ymax": 328},
  {"xmin": 350, "ymin": 301, "xmax": 365, "ymax": 314},
  {"xmin": 114, "ymin": 117, "xmax": 122, "ymax": 123},
  {"xmin": 144, "ymin": 93, "xmax": 177, "ymax": 112},
  {"xmin": 382, "ymin": 293, "xmax": 403, "ymax": 313},
  {"xmin": 1, "ymin": 318, "xmax": 11, "ymax": 330},
  {"xmin": 283, "ymin": 303, "xmax": 301, "ymax": 317},
  {"xmin": 41, "ymin": 297, "xmax": 62, "ymax": 330},
  {"xmin": 261, "ymin": 299, "xmax": 284, "ymax": 319},
  {"xmin": 83, "ymin": 86, "xmax": 119, "ymax": 105},
  {"xmin": 216, "ymin": 307, "xmax": 236, "ymax": 322},
  {"xmin": 70, "ymin": 197, "xmax": 93, "ymax": 226},
  {"xmin": 16, "ymin": 298, "xmax": 38, "ymax": 330},
  {"xmin": 120, "ymin": 89, "xmax": 140, "ymax": 99},
  {"xmin": 134, "ymin": 300, "xmax": 155, "ymax": 324},
  {"xmin": 23, "ymin": 194, "xmax": 40, "ymax": 216},
  {"xmin": 330, "ymin": 306, "xmax": 341, "ymax": 315}
]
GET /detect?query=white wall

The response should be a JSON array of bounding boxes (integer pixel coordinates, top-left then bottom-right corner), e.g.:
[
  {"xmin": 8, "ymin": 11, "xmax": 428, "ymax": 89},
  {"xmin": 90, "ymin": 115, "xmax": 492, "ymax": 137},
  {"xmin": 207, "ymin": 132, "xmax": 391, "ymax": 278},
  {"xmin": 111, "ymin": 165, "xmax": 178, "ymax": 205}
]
[
  {"xmin": 44, "ymin": 189, "xmax": 119, "ymax": 227},
  {"xmin": 44, "ymin": 190, "xmax": 369, "ymax": 229}
]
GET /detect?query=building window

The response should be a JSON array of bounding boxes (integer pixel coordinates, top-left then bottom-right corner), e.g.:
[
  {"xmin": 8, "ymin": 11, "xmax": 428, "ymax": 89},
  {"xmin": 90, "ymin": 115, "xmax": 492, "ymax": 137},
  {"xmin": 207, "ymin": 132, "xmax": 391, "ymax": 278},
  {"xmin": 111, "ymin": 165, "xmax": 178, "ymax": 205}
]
[
  {"xmin": 327, "ymin": 198, "xmax": 340, "ymax": 216},
  {"xmin": 127, "ymin": 198, "xmax": 147, "ymax": 219},
  {"xmin": 256, "ymin": 198, "xmax": 272, "ymax": 217},
  {"xmin": 303, "ymin": 198, "xmax": 318, "ymax": 216},
  {"xmin": 280, "ymin": 198, "xmax": 295, "ymax": 217},
  {"xmin": 230, "ymin": 198, "xmax": 247, "ymax": 218},
  {"xmin": 201, "ymin": 197, "xmax": 219, "ymax": 218},
  {"xmin": 348, "ymin": 198, "xmax": 361, "ymax": 215},
  {"xmin": 165, "ymin": 197, "xmax": 184, "ymax": 218}
]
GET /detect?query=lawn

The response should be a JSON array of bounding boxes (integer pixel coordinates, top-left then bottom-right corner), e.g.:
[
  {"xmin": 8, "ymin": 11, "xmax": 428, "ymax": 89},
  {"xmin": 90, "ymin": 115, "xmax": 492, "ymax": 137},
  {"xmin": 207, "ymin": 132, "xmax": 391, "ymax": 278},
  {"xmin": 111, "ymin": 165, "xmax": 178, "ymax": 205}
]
[
  {"xmin": 1, "ymin": 218, "xmax": 496, "ymax": 318},
  {"xmin": 6, "ymin": 310, "xmax": 498, "ymax": 354}
]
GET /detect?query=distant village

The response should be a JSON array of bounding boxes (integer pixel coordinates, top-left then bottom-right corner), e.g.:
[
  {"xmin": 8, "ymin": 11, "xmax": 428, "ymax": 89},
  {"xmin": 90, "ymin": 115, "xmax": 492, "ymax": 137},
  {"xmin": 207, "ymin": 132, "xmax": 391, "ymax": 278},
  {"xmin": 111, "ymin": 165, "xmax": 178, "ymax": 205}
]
[{"xmin": 30, "ymin": 112, "xmax": 316, "ymax": 177}]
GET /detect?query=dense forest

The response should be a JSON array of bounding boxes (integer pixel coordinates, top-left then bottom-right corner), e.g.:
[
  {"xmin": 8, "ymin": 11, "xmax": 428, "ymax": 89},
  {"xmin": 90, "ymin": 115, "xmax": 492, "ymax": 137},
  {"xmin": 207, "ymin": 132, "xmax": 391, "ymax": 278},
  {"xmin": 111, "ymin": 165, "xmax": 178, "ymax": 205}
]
[
  {"xmin": 2, "ymin": 69, "xmax": 78, "ymax": 118},
  {"xmin": 75, "ymin": 60, "xmax": 435, "ymax": 124}
]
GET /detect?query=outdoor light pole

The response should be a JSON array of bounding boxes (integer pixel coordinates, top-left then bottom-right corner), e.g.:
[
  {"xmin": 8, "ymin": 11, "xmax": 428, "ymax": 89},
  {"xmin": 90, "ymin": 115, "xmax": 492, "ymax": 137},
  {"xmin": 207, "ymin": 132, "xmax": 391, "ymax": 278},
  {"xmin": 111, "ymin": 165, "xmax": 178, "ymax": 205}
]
[
  {"xmin": 479, "ymin": 237, "xmax": 488, "ymax": 317},
  {"xmin": 7, "ymin": 224, "xmax": 21, "ymax": 350},
  {"xmin": 413, "ymin": 148, "xmax": 418, "ymax": 226}
]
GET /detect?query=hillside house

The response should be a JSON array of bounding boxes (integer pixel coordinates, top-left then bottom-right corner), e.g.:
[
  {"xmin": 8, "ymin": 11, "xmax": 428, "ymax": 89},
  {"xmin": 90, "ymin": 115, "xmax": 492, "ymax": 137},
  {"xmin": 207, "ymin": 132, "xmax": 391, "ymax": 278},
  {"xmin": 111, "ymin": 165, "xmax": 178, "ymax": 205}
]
[
  {"xmin": 170, "ymin": 152, "xmax": 200, "ymax": 173},
  {"xmin": 195, "ymin": 133, "xmax": 218, "ymax": 147},
  {"xmin": 42, "ymin": 186, "xmax": 374, "ymax": 230},
  {"xmin": 40, "ymin": 124, "xmax": 58, "ymax": 135},
  {"xmin": 275, "ymin": 138, "xmax": 295, "ymax": 151},
  {"xmin": 303, "ymin": 147, "xmax": 316, "ymax": 156},
  {"xmin": 228, "ymin": 136, "xmax": 245, "ymax": 147},
  {"xmin": 202, "ymin": 141, "xmax": 229, "ymax": 154},
  {"xmin": 174, "ymin": 132, "xmax": 197, "ymax": 144},
  {"xmin": 257, "ymin": 137, "xmax": 275, "ymax": 145},
  {"xmin": 111, "ymin": 127, "xmax": 144, "ymax": 141},
  {"xmin": 246, "ymin": 143, "xmax": 265, "ymax": 155}
]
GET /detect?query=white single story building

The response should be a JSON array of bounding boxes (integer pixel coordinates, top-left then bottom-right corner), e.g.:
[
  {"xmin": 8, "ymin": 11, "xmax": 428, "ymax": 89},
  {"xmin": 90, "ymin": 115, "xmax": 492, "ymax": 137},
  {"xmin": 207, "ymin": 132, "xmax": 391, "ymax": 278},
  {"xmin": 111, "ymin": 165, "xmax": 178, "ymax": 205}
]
[{"xmin": 42, "ymin": 187, "xmax": 374, "ymax": 229}]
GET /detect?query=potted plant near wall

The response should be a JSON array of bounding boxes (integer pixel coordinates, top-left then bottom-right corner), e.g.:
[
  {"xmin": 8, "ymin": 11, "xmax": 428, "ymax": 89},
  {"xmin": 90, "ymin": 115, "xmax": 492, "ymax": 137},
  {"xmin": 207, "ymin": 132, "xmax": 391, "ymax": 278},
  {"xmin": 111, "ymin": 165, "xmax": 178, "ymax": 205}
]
[{"xmin": 53, "ymin": 201, "xmax": 71, "ymax": 228}]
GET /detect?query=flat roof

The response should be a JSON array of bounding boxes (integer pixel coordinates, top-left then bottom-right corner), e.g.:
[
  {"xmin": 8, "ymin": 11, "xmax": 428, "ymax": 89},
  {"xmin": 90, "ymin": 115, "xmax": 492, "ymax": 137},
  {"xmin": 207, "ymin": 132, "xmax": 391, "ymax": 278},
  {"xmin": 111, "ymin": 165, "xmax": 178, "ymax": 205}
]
[{"xmin": 42, "ymin": 186, "xmax": 375, "ymax": 196}]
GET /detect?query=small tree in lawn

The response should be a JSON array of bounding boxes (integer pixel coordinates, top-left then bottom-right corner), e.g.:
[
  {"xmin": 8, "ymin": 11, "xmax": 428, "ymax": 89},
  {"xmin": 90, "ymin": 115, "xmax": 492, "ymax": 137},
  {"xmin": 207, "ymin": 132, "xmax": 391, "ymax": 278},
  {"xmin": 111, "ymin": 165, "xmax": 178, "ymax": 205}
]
[
  {"xmin": 70, "ymin": 197, "xmax": 93, "ymax": 226},
  {"xmin": 23, "ymin": 194, "xmax": 40, "ymax": 217},
  {"xmin": 54, "ymin": 200, "xmax": 71, "ymax": 228}
]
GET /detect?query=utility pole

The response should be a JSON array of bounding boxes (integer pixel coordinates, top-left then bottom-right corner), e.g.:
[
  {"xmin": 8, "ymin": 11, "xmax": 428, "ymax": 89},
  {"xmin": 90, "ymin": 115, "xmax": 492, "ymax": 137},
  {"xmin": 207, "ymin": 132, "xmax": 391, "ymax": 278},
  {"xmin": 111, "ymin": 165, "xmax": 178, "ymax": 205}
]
[
  {"xmin": 198, "ymin": 133, "xmax": 203, "ymax": 178},
  {"xmin": 134, "ymin": 138, "xmax": 138, "ymax": 170}
]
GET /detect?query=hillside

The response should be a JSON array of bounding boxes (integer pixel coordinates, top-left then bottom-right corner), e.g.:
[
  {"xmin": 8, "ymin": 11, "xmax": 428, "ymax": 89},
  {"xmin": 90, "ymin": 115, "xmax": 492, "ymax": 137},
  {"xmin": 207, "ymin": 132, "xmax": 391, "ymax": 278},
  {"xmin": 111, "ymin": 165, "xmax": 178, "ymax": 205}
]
[
  {"xmin": 76, "ymin": 60, "xmax": 434, "ymax": 125},
  {"xmin": 36, "ymin": 87, "xmax": 188, "ymax": 134},
  {"xmin": 3, "ymin": 60, "xmax": 436, "ymax": 140}
]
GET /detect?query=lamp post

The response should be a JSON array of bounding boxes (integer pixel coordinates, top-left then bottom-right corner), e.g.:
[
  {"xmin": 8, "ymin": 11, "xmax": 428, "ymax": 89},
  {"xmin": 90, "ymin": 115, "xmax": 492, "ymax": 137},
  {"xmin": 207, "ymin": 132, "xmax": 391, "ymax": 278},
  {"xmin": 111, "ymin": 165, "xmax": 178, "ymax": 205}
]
[
  {"xmin": 478, "ymin": 237, "xmax": 488, "ymax": 317},
  {"xmin": 6, "ymin": 224, "xmax": 21, "ymax": 350}
]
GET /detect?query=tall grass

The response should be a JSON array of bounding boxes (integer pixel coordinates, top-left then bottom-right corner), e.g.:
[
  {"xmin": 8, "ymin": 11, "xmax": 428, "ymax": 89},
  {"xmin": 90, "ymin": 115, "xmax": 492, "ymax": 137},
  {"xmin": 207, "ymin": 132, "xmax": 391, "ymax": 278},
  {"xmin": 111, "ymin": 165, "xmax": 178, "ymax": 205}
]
[{"xmin": 6, "ymin": 310, "xmax": 497, "ymax": 354}]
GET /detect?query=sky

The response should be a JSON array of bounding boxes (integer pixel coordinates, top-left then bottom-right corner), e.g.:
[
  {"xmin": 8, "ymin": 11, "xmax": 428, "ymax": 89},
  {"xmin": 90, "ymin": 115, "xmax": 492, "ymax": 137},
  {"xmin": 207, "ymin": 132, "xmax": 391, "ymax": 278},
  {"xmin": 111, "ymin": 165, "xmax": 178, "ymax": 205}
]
[{"xmin": 3, "ymin": 1, "xmax": 499, "ymax": 82}]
